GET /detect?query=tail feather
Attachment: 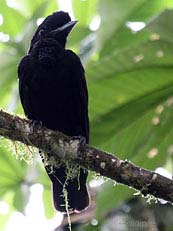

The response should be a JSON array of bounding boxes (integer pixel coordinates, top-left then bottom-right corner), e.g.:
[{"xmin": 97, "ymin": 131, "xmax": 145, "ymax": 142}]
[{"xmin": 45, "ymin": 165, "xmax": 89, "ymax": 213}]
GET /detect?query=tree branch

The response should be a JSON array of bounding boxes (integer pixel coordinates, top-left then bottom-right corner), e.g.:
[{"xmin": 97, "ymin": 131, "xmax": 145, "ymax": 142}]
[{"xmin": 0, "ymin": 109, "xmax": 173, "ymax": 203}]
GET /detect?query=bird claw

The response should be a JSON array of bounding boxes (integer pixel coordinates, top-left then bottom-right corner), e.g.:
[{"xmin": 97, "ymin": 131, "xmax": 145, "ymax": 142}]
[
  {"xmin": 70, "ymin": 136, "xmax": 86, "ymax": 147},
  {"xmin": 29, "ymin": 119, "xmax": 42, "ymax": 132}
]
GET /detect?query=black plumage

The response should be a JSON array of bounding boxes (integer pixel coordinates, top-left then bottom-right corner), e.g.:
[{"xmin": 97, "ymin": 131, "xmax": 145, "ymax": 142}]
[{"xmin": 18, "ymin": 11, "xmax": 89, "ymax": 213}]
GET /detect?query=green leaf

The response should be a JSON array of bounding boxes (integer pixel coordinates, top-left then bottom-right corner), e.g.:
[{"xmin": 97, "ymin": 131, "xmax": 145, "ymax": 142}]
[
  {"xmin": 0, "ymin": 0, "xmax": 26, "ymax": 36},
  {"xmin": 43, "ymin": 188, "xmax": 55, "ymax": 218},
  {"xmin": 85, "ymin": 6, "xmax": 173, "ymax": 220},
  {"xmin": 67, "ymin": 26, "xmax": 91, "ymax": 47},
  {"xmin": 0, "ymin": 140, "xmax": 27, "ymax": 200},
  {"xmin": 72, "ymin": 0, "xmax": 98, "ymax": 26},
  {"xmin": 96, "ymin": 0, "xmax": 147, "ymax": 50},
  {"xmin": 129, "ymin": 0, "xmax": 173, "ymax": 21},
  {"xmin": 0, "ymin": 193, "xmax": 14, "ymax": 231},
  {"xmin": 13, "ymin": 186, "xmax": 29, "ymax": 212},
  {"xmin": 96, "ymin": 183, "xmax": 134, "ymax": 219},
  {"xmin": 97, "ymin": 0, "xmax": 173, "ymax": 53},
  {"xmin": 13, "ymin": 0, "xmax": 58, "ymax": 18},
  {"xmin": 31, "ymin": 0, "xmax": 58, "ymax": 19},
  {"xmin": 146, "ymin": 9, "xmax": 173, "ymax": 41}
]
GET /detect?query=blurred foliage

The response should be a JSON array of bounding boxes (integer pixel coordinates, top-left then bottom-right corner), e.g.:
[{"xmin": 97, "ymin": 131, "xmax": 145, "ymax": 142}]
[{"xmin": 0, "ymin": 0, "xmax": 173, "ymax": 230}]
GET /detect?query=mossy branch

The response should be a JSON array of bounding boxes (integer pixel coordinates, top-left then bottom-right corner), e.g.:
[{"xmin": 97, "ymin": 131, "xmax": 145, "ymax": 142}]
[{"xmin": 0, "ymin": 109, "xmax": 173, "ymax": 203}]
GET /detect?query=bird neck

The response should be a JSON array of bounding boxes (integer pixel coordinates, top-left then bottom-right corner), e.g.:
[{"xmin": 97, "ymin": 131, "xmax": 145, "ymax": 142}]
[
  {"xmin": 29, "ymin": 38, "xmax": 65, "ymax": 67},
  {"xmin": 56, "ymin": 37, "xmax": 67, "ymax": 48},
  {"xmin": 29, "ymin": 38, "xmax": 64, "ymax": 53}
]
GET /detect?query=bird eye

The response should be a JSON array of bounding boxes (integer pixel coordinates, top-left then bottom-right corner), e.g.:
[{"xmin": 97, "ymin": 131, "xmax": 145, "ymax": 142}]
[{"xmin": 39, "ymin": 29, "xmax": 45, "ymax": 36}]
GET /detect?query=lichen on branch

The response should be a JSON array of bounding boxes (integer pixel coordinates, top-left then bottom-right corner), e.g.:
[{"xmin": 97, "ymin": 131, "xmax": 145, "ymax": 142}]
[{"xmin": 0, "ymin": 109, "xmax": 173, "ymax": 204}]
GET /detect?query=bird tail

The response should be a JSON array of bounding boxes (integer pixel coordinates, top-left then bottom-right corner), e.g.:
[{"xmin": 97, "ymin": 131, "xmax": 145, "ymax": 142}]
[{"xmin": 45, "ymin": 165, "xmax": 89, "ymax": 213}]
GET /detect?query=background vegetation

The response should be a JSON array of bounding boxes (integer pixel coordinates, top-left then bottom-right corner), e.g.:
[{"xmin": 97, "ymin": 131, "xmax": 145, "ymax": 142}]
[{"xmin": 0, "ymin": 0, "xmax": 173, "ymax": 230}]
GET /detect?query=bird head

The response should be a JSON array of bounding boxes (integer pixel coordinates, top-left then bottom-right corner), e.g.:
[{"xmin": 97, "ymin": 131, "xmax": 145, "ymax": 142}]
[{"xmin": 29, "ymin": 11, "xmax": 77, "ymax": 52}]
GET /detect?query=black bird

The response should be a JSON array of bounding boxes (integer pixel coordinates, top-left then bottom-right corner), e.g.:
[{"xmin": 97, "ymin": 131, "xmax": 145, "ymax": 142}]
[{"xmin": 18, "ymin": 11, "xmax": 89, "ymax": 213}]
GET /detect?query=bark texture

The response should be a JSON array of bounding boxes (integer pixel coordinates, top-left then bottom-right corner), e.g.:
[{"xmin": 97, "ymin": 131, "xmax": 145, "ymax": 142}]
[{"xmin": 0, "ymin": 109, "xmax": 173, "ymax": 203}]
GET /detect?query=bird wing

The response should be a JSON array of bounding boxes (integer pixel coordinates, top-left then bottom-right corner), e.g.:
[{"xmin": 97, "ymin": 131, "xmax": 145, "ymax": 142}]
[
  {"xmin": 18, "ymin": 49, "xmax": 89, "ymax": 142},
  {"xmin": 61, "ymin": 49, "xmax": 89, "ymax": 142},
  {"xmin": 18, "ymin": 55, "xmax": 37, "ymax": 120}
]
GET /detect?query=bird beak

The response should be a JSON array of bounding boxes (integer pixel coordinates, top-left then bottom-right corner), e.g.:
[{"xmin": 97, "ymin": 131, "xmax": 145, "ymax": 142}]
[{"xmin": 50, "ymin": 20, "xmax": 78, "ymax": 36}]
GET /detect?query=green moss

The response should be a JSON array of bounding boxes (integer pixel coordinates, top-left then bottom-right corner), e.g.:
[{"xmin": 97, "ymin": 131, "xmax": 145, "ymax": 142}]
[{"xmin": 7, "ymin": 140, "xmax": 36, "ymax": 164}]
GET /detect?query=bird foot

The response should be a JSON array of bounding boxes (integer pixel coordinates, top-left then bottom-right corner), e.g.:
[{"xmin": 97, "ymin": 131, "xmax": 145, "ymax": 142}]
[
  {"xmin": 29, "ymin": 119, "xmax": 42, "ymax": 132},
  {"xmin": 70, "ymin": 136, "xmax": 86, "ymax": 147}
]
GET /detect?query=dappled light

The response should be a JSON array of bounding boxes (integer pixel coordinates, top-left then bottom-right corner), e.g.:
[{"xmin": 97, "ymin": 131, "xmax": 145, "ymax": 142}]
[{"xmin": 1, "ymin": 0, "xmax": 173, "ymax": 230}]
